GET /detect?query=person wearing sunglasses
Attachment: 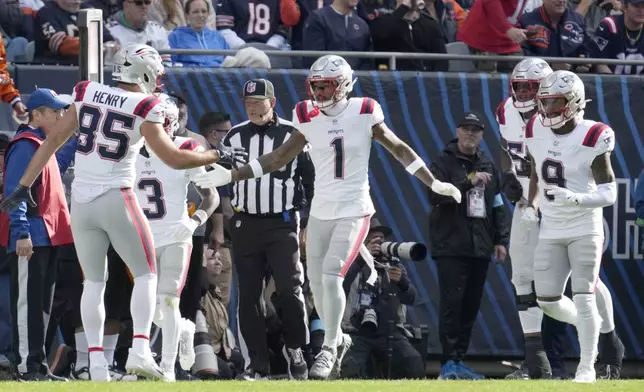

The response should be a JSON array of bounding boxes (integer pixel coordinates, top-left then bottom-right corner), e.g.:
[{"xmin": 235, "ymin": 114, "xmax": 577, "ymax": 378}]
[{"xmin": 106, "ymin": 0, "xmax": 172, "ymax": 63}]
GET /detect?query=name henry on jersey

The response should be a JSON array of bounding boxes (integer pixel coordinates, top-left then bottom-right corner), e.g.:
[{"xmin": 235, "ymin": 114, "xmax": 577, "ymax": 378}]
[{"xmin": 92, "ymin": 90, "xmax": 128, "ymax": 108}]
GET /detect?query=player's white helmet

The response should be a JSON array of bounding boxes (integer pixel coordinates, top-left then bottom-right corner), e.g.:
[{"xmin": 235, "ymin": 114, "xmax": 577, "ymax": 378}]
[
  {"xmin": 112, "ymin": 44, "xmax": 165, "ymax": 95},
  {"xmin": 536, "ymin": 70, "xmax": 587, "ymax": 129},
  {"xmin": 307, "ymin": 55, "xmax": 356, "ymax": 109},
  {"xmin": 509, "ymin": 58, "xmax": 553, "ymax": 113},
  {"xmin": 157, "ymin": 93, "xmax": 180, "ymax": 136}
]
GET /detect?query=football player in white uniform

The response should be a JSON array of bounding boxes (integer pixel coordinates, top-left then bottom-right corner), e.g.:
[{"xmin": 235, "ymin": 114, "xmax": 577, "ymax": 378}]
[
  {"xmin": 134, "ymin": 94, "xmax": 220, "ymax": 381},
  {"xmin": 192, "ymin": 55, "xmax": 462, "ymax": 379},
  {"xmin": 525, "ymin": 70, "xmax": 619, "ymax": 383},
  {"xmin": 497, "ymin": 58, "xmax": 553, "ymax": 379},
  {"xmin": 0, "ymin": 44, "xmax": 236, "ymax": 381}
]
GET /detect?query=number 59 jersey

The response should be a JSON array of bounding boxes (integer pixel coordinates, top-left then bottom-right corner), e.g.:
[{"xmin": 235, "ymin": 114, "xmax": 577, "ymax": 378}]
[
  {"xmin": 134, "ymin": 137, "xmax": 205, "ymax": 248},
  {"xmin": 71, "ymin": 81, "xmax": 165, "ymax": 203},
  {"xmin": 525, "ymin": 117, "xmax": 615, "ymax": 239},
  {"xmin": 292, "ymin": 98, "xmax": 383, "ymax": 220},
  {"xmin": 496, "ymin": 97, "xmax": 532, "ymax": 200}
]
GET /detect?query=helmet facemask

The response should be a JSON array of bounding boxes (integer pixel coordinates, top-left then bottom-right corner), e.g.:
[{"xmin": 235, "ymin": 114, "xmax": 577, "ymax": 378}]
[
  {"xmin": 510, "ymin": 79, "xmax": 540, "ymax": 113},
  {"xmin": 307, "ymin": 75, "xmax": 355, "ymax": 110},
  {"xmin": 537, "ymin": 94, "xmax": 577, "ymax": 129}
]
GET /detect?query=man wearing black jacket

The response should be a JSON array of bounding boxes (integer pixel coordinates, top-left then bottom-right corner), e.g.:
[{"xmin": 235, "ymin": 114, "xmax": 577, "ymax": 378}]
[{"xmin": 428, "ymin": 112, "xmax": 509, "ymax": 380}]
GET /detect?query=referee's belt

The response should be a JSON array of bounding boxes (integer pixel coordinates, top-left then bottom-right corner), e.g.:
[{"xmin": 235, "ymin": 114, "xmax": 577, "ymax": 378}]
[{"xmin": 235, "ymin": 209, "xmax": 297, "ymax": 221}]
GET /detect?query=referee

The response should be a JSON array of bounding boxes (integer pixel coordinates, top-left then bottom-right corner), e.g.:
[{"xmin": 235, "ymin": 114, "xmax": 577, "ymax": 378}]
[{"xmin": 224, "ymin": 79, "xmax": 314, "ymax": 381}]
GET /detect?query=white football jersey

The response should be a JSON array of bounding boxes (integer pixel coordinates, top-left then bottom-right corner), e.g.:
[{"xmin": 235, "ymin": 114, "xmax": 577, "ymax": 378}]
[
  {"xmin": 134, "ymin": 136, "xmax": 206, "ymax": 248},
  {"xmin": 106, "ymin": 19, "xmax": 171, "ymax": 63},
  {"xmin": 292, "ymin": 98, "xmax": 383, "ymax": 220},
  {"xmin": 525, "ymin": 117, "xmax": 615, "ymax": 239},
  {"xmin": 71, "ymin": 81, "xmax": 165, "ymax": 203},
  {"xmin": 496, "ymin": 97, "xmax": 532, "ymax": 200}
]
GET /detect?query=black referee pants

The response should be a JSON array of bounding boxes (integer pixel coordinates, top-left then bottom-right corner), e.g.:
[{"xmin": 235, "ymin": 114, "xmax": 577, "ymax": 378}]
[
  {"xmin": 435, "ymin": 257, "xmax": 490, "ymax": 364},
  {"xmin": 231, "ymin": 211, "xmax": 308, "ymax": 375},
  {"xmin": 9, "ymin": 246, "xmax": 59, "ymax": 375}
]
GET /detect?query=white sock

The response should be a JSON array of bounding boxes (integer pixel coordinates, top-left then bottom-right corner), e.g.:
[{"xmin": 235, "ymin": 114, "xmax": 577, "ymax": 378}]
[
  {"xmin": 75, "ymin": 332, "xmax": 89, "ymax": 370},
  {"xmin": 321, "ymin": 274, "xmax": 346, "ymax": 348},
  {"xmin": 103, "ymin": 334, "xmax": 119, "ymax": 366},
  {"xmin": 160, "ymin": 295, "xmax": 181, "ymax": 370},
  {"xmin": 537, "ymin": 297, "xmax": 578, "ymax": 326},
  {"xmin": 131, "ymin": 273, "xmax": 158, "ymax": 354},
  {"xmin": 81, "ymin": 280, "xmax": 107, "ymax": 366},
  {"xmin": 518, "ymin": 307, "xmax": 544, "ymax": 335},
  {"xmin": 574, "ymin": 294, "xmax": 601, "ymax": 368},
  {"xmin": 594, "ymin": 280, "xmax": 615, "ymax": 334}
]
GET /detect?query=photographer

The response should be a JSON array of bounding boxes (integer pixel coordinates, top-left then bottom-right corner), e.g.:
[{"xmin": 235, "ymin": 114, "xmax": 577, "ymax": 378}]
[{"xmin": 340, "ymin": 219, "xmax": 425, "ymax": 379}]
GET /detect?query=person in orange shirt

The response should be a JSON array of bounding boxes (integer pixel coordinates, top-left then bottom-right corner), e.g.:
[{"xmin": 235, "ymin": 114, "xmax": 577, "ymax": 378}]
[
  {"xmin": 0, "ymin": 39, "xmax": 27, "ymax": 120},
  {"xmin": 443, "ymin": 0, "xmax": 468, "ymax": 29}
]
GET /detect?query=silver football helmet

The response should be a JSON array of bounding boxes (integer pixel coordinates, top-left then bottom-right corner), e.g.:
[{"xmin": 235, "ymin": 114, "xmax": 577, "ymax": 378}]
[
  {"xmin": 112, "ymin": 44, "xmax": 165, "ymax": 95},
  {"xmin": 307, "ymin": 55, "xmax": 356, "ymax": 109},
  {"xmin": 157, "ymin": 93, "xmax": 180, "ymax": 136},
  {"xmin": 536, "ymin": 70, "xmax": 587, "ymax": 129},
  {"xmin": 510, "ymin": 58, "xmax": 553, "ymax": 113}
]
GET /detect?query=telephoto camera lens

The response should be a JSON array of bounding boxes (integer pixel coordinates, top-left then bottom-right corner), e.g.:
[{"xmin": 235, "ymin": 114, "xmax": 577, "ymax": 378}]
[{"xmin": 380, "ymin": 242, "xmax": 427, "ymax": 261}]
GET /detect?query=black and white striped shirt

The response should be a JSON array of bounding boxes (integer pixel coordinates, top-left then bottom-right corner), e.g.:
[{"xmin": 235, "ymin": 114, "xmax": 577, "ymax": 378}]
[{"xmin": 223, "ymin": 115, "xmax": 314, "ymax": 215}]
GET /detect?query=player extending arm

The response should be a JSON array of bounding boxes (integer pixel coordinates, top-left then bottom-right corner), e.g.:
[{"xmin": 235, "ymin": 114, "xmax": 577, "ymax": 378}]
[
  {"xmin": 194, "ymin": 123, "xmax": 461, "ymax": 201},
  {"xmin": 0, "ymin": 44, "xmax": 244, "ymax": 213}
]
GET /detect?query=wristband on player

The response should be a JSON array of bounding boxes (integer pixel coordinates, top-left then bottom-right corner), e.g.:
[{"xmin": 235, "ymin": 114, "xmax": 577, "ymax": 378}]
[
  {"xmin": 249, "ymin": 159, "xmax": 264, "ymax": 178},
  {"xmin": 405, "ymin": 158, "xmax": 426, "ymax": 175},
  {"xmin": 191, "ymin": 209, "xmax": 208, "ymax": 226}
]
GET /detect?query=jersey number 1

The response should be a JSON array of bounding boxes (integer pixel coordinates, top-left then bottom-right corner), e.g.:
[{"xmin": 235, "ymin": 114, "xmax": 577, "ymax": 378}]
[
  {"xmin": 77, "ymin": 105, "xmax": 133, "ymax": 161},
  {"xmin": 331, "ymin": 137, "xmax": 345, "ymax": 179}
]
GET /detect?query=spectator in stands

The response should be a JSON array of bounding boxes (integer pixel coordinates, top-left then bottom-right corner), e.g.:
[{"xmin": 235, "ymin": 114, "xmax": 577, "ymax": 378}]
[
  {"xmin": 371, "ymin": 0, "xmax": 448, "ymax": 71},
  {"xmin": 423, "ymin": 0, "xmax": 460, "ymax": 43},
  {"xmin": 517, "ymin": 0, "xmax": 589, "ymax": 71},
  {"xmin": 443, "ymin": 0, "xmax": 468, "ymax": 29},
  {"xmin": 590, "ymin": 0, "xmax": 644, "ymax": 74},
  {"xmin": 86, "ymin": 0, "xmax": 122, "ymax": 21},
  {"xmin": 284, "ymin": 0, "xmax": 331, "ymax": 54},
  {"xmin": 302, "ymin": 0, "xmax": 371, "ymax": 69},
  {"xmin": 1, "ymin": 0, "xmax": 32, "ymax": 56},
  {"xmin": 198, "ymin": 112, "xmax": 233, "ymax": 306},
  {"xmin": 456, "ymin": 0, "xmax": 525, "ymax": 73},
  {"xmin": 0, "ymin": 41, "xmax": 26, "ymax": 118},
  {"xmin": 34, "ymin": 0, "xmax": 117, "ymax": 64},
  {"xmin": 149, "ymin": 0, "xmax": 216, "ymax": 31},
  {"xmin": 216, "ymin": 0, "xmax": 291, "ymax": 49},
  {"xmin": 571, "ymin": 0, "xmax": 621, "ymax": 33},
  {"xmin": 169, "ymin": 0, "xmax": 229, "ymax": 67},
  {"xmin": 106, "ymin": 0, "xmax": 171, "ymax": 63}
]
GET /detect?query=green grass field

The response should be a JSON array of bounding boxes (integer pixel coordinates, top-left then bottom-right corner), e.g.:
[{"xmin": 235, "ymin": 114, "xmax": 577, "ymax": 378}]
[{"xmin": 2, "ymin": 380, "xmax": 644, "ymax": 392}]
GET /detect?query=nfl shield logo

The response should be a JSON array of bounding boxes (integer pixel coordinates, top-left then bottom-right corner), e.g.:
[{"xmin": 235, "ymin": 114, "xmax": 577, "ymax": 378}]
[{"xmin": 246, "ymin": 82, "xmax": 256, "ymax": 94}]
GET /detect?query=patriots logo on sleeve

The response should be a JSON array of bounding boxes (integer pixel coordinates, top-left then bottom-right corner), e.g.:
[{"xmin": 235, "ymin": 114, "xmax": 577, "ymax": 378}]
[{"xmin": 593, "ymin": 36, "xmax": 609, "ymax": 52}]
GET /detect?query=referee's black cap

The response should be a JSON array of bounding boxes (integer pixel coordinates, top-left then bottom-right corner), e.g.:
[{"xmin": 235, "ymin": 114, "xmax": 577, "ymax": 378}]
[{"xmin": 243, "ymin": 79, "xmax": 274, "ymax": 100}]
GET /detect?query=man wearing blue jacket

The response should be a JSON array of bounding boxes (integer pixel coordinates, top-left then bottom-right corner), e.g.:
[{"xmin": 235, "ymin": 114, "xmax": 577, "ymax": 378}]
[
  {"xmin": 0, "ymin": 89, "xmax": 77, "ymax": 381},
  {"xmin": 636, "ymin": 169, "xmax": 644, "ymax": 253}
]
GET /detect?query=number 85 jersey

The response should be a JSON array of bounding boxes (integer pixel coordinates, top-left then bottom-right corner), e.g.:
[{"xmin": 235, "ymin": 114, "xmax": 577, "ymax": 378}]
[
  {"xmin": 292, "ymin": 98, "xmax": 383, "ymax": 220},
  {"xmin": 525, "ymin": 117, "xmax": 615, "ymax": 239},
  {"xmin": 71, "ymin": 81, "xmax": 165, "ymax": 203}
]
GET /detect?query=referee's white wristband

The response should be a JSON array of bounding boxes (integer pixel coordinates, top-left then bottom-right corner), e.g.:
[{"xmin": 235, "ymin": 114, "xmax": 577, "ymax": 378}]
[
  {"xmin": 249, "ymin": 159, "xmax": 264, "ymax": 178},
  {"xmin": 405, "ymin": 158, "xmax": 426, "ymax": 175}
]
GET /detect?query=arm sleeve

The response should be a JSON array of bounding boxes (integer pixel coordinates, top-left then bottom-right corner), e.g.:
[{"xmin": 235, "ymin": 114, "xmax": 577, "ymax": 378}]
[
  {"xmin": 216, "ymin": 0, "xmax": 236, "ymax": 30},
  {"xmin": 4, "ymin": 141, "xmax": 37, "ymax": 240},
  {"xmin": 0, "ymin": 40, "xmax": 21, "ymax": 106},
  {"xmin": 37, "ymin": 7, "xmax": 80, "ymax": 56},
  {"xmin": 395, "ymin": 264, "xmax": 416, "ymax": 305},
  {"xmin": 428, "ymin": 157, "xmax": 474, "ymax": 205},
  {"xmin": 55, "ymin": 135, "xmax": 78, "ymax": 174},
  {"xmin": 369, "ymin": 100, "xmax": 385, "ymax": 127},
  {"xmin": 133, "ymin": 96, "xmax": 165, "ymax": 124},
  {"xmin": 635, "ymin": 169, "xmax": 644, "ymax": 220}
]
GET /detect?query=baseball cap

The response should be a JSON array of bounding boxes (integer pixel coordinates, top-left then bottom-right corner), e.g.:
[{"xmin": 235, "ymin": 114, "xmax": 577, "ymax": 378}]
[
  {"xmin": 243, "ymin": 79, "xmax": 274, "ymax": 99},
  {"xmin": 26, "ymin": 88, "xmax": 70, "ymax": 111},
  {"xmin": 458, "ymin": 112, "xmax": 485, "ymax": 130}
]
